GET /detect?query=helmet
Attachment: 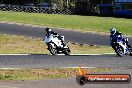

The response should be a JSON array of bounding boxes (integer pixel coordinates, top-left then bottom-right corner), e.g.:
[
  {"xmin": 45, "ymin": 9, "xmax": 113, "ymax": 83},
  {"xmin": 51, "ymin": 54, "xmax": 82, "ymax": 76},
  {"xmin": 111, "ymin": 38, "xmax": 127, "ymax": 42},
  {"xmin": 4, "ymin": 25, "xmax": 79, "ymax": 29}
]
[
  {"xmin": 110, "ymin": 28, "xmax": 116, "ymax": 35},
  {"xmin": 45, "ymin": 28, "xmax": 52, "ymax": 33}
]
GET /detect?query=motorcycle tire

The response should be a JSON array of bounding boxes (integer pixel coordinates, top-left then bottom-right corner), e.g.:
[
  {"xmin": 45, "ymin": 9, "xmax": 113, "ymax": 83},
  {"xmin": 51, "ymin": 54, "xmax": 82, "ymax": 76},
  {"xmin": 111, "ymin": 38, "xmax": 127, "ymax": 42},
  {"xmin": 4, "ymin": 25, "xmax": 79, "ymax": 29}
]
[
  {"xmin": 48, "ymin": 43, "xmax": 57, "ymax": 55},
  {"xmin": 115, "ymin": 45, "xmax": 124, "ymax": 57},
  {"xmin": 63, "ymin": 47, "xmax": 71, "ymax": 55},
  {"xmin": 129, "ymin": 48, "xmax": 132, "ymax": 56}
]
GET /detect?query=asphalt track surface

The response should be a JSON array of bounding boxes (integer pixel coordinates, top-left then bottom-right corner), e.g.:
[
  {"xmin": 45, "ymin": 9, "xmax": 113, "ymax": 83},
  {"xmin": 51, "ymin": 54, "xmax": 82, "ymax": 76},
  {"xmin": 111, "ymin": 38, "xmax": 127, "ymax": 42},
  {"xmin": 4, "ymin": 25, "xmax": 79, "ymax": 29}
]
[
  {"xmin": 0, "ymin": 22, "xmax": 132, "ymax": 69},
  {"xmin": 0, "ymin": 54, "xmax": 132, "ymax": 69},
  {"xmin": 0, "ymin": 22, "xmax": 132, "ymax": 46}
]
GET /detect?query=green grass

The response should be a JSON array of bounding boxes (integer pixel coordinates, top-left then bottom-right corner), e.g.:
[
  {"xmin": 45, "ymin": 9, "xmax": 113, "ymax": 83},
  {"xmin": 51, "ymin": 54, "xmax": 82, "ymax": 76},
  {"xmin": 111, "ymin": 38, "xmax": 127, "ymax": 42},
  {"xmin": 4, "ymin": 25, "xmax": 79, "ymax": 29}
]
[
  {"xmin": 0, "ymin": 11, "xmax": 132, "ymax": 35},
  {"xmin": 0, "ymin": 34, "xmax": 114, "ymax": 54},
  {"xmin": 0, "ymin": 68, "xmax": 111, "ymax": 80}
]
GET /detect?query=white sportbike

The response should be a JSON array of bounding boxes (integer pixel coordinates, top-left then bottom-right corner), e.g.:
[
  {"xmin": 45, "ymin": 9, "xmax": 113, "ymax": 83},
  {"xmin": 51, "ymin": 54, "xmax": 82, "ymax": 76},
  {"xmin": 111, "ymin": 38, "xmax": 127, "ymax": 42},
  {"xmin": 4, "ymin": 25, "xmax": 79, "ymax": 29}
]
[{"xmin": 44, "ymin": 34, "xmax": 71, "ymax": 55}]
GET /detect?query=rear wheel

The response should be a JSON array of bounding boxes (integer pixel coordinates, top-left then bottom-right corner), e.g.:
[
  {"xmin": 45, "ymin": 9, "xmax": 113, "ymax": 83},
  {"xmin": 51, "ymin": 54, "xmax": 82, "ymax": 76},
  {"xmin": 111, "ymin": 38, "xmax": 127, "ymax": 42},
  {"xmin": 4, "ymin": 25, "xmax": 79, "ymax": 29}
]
[
  {"xmin": 115, "ymin": 45, "xmax": 124, "ymax": 57},
  {"xmin": 129, "ymin": 48, "xmax": 132, "ymax": 56},
  {"xmin": 48, "ymin": 43, "xmax": 57, "ymax": 55},
  {"xmin": 63, "ymin": 47, "xmax": 71, "ymax": 55}
]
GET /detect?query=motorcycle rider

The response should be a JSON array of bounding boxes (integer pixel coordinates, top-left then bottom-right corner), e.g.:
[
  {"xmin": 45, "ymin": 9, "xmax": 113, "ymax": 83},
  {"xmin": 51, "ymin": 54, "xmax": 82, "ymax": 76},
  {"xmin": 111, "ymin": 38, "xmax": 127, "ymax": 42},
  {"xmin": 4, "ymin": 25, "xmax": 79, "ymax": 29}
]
[
  {"xmin": 45, "ymin": 28, "xmax": 66, "ymax": 47},
  {"xmin": 45, "ymin": 28, "xmax": 55, "ymax": 36},
  {"xmin": 110, "ymin": 28, "xmax": 131, "ymax": 49}
]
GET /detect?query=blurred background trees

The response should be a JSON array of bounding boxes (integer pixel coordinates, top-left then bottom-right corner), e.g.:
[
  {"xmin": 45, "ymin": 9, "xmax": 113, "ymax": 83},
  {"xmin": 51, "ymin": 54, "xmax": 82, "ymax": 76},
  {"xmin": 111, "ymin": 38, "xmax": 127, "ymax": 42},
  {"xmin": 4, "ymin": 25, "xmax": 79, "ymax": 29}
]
[{"xmin": 0, "ymin": 0, "xmax": 112, "ymax": 15}]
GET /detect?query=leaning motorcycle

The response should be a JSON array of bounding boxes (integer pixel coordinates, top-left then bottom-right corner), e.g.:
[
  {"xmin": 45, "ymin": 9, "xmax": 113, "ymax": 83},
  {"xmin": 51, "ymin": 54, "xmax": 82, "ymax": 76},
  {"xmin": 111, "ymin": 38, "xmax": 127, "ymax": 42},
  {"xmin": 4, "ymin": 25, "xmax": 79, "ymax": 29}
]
[
  {"xmin": 111, "ymin": 35, "xmax": 132, "ymax": 57},
  {"xmin": 44, "ymin": 34, "xmax": 71, "ymax": 55}
]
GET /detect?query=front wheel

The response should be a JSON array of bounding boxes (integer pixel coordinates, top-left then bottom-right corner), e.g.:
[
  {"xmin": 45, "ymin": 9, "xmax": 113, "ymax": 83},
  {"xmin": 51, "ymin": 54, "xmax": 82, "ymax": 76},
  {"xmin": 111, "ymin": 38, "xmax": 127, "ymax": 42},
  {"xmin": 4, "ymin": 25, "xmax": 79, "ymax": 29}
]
[
  {"xmin": 115, "ymin": 45, "xmax": 124, "ymax": 57},
  {"xmin": 48, "ymin": 43, "xmax": 57, "ymax": 55}
]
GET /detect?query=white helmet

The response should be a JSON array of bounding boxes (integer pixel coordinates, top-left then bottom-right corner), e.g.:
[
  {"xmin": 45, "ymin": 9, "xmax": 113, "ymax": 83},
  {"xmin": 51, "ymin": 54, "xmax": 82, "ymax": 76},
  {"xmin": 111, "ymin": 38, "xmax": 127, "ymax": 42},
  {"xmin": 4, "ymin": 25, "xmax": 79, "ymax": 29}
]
[
  {"xmin": 110, "ymin": 28, "xmax": 116, "ymax": 35},
  {"xmin": 45, "ymin": 28, "xmax": 52, "ymax": 33}
]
